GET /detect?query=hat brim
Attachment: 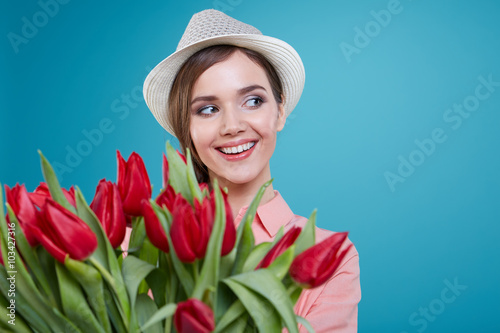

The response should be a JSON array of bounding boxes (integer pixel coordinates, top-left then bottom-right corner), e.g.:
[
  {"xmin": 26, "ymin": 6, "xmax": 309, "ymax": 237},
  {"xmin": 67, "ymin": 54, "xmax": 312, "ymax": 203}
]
[{"xmin": 143, "ymin": 34, "xmax": 305, "ymax": 136}]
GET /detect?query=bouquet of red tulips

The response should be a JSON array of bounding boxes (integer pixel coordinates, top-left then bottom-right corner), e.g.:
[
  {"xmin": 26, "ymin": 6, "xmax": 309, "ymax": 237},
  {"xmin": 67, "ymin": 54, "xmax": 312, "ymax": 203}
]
[{"xmin": 0, "ymin": 142, "xmax": 351, "ymax": 333}]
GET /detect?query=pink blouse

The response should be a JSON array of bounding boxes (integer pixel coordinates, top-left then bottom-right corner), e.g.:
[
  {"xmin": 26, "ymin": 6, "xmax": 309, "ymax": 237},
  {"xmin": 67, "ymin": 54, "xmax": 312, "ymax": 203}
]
[{"xmin": 234, "ymin": 191, "xmax": 361, "ymax": 333}]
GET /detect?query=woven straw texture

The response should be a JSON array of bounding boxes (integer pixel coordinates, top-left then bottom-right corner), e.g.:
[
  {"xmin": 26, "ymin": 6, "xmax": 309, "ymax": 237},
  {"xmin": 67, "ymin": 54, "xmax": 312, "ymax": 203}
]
[{"xmin": 143, "ymin": 9, "xmax": 305, "ymax": 136}]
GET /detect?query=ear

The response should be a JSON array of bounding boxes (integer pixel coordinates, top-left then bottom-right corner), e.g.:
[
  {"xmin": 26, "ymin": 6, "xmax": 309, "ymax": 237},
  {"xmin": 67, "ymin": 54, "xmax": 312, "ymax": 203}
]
[{"xmin": 276, "ymin": 95, "xmax": 286, "ymax": 132}]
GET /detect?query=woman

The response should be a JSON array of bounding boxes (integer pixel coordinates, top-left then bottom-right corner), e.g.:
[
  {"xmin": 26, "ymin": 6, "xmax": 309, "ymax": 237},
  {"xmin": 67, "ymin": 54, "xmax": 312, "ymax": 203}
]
[{"xmin": 143, "ymin": 9, "xmax": 361, "ymax": 332}]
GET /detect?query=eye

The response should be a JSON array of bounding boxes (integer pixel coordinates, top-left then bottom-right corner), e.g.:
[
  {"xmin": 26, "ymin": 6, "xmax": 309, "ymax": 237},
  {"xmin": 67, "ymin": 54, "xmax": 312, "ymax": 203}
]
[
  {"xmin": 197, "ymin": 105, "xmax": 219, "ymax": 116},
  {"xmin": 244, "ymin": 97, "xmax": 264, "ymax": 108}
]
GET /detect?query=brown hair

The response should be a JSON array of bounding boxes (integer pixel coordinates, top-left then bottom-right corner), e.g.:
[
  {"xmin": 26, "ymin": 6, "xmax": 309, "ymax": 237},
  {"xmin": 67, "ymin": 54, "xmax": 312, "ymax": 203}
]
[{"xmin": 168, "ymin": 45, "xmax": 284, "ymax": 183}]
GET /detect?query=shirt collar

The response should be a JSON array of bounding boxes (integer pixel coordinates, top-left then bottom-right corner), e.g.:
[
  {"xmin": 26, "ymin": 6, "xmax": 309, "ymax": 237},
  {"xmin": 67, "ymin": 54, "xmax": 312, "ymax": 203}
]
[{"xmin": 235, "ymin": 190, "xmax": 295, "ymax": 238}]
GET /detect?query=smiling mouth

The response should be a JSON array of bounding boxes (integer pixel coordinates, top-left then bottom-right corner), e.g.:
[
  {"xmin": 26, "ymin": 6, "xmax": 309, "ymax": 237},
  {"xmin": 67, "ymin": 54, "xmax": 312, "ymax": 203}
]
[{"xmin": 217, "ymin": 142, "xmax": 256, "ymax": 155}]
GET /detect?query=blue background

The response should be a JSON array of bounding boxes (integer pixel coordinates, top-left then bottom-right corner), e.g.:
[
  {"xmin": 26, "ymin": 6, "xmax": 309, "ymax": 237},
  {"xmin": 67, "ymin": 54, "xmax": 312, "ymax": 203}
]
[{"xmin": 2, "ymin": 1, "xmax": 499, "ymax": 332}]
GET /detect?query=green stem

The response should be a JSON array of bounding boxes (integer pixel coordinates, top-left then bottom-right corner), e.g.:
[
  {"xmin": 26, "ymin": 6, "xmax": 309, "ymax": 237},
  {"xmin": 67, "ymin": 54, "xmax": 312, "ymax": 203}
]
[
  {"xmin": 192, "ymin": 260, "xmax": 199, "ymax": 284},
  {"xmin": 88, "ymin": 257, "xmax": 129, "ymax": 331}
]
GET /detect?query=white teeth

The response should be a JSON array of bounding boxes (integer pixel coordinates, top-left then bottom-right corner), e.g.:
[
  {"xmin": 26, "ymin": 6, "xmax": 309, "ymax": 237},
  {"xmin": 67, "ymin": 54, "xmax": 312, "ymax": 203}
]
[{"xmin": 219, "ymin": 142, "xmax": 255, "ymax": 155}]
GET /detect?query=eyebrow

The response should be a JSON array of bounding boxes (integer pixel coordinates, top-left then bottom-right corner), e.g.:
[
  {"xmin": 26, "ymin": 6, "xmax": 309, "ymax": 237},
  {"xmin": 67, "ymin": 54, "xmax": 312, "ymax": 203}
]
[{"xmin": 191, "ymin": 84, "xmax": 267, "ymax": 105}]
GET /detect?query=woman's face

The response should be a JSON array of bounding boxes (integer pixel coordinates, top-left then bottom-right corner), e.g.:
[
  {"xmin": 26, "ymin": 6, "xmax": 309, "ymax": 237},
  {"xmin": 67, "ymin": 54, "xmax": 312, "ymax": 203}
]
[{"xmin": 189, "ymin": 50, "xmax": 285, "ymax": 189}]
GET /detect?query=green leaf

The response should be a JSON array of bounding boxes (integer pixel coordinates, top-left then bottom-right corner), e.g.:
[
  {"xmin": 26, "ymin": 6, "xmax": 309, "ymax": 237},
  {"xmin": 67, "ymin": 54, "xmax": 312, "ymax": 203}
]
[
  {"xmin": 0, "ymin": 184, "xmax": 80, "ymax": 333},
  {"xmin": 214, "ymin": 299, "xmax": 245, "ymax": 332},
  {"xmin": 226, "ymin": 269, "xmax": 299, "ymax": 333},
  {"xmin": 186, "ymin": 148, "xmax": 203, "ymax": 202},
  {"xmin": 297, "ymin": 316, "xmax": 316, "ymax": 333},
  {"xmin": 166, "ymin": 141, "xmax": 192, "ymax": 203},
  {"xmin": 129, "ymin": 216, "xmax": 146, "ymax": 253},
  {"xmin": 140, "ymin": 303, "xmax": 177, "ymax": 332},
  {"xmin": 219, "ymin": 312, "xmax": 249, "ymax": 333},
  {"xmin": 138, "ymin": 237, "xmax": 159, "ymax": 294},
  {"xmin": 38, "ymin": 150, "xmax": 75, "ymax": 213},
  {"xmin": 135, "ymin": 294, "xmax": 163, "ymax": 333},
  {"xmin": 234, "ymin": 180, "xmax": 272, "ymax": 247},
  {"xmin": 231, "ymin": 180, "xmax": 272, "ymax": 275},
  {"xmin": 36, "ymin": 246, "xmax": 62, "ymax": 309},
  {"xmin": 103, "ymin": 285, "xmax": 128, "ymax": 333},
  {"xmin": 76, "ymin": 187, "xmax": 131, "ymax": 326},
  {"xmin": 150, "ymin": 202, "xmax": 194, "ymax": 295},
  {"xmin": 65, "ymin": 257, "xmax": 112, "ymax": 333},
  {"xmin": 241, "ymin": 242, "xmax": 272, "ymax": 272},
  {"xmin": 5, "ymin": 205, "xmax": 57, "ymax": 307},
  {"xmin": 223, "ymin": 279, "xmax": 281, "ymax": 332},
  {"xmin": 0, "ymin": 291, "xmax": 31, "ymax": 332},
  {"xmin": 294, "ymin": 210, "xmax": 317, "ymax": 256},
  {"xmin": 266, "ymin": 245, "xmax": 295, "ymax": 280},
  {"xmin": 231, "ymin": 211, "xmax": 254, "ymax": 275},
  {"xmin": 0, "ymin": 266, "xmax": 51, "ymax": 333},
  {"xmin": 214, "ymin": 282, "xmax": 236, "ymax": 322},
  {"xmin": 271, "ymin": 226, "xmax": 285, "ymax": 246},
  {"xmin": 74, "ymin": 187, "xmax": 110, "ymax": 269},
  {"xmin": 219, "ymin": 250, "xmax": 236, "ymax": 281},
  {"xmin": 122, "ymin": 255, "xmax": 155, "ymax": 310},
  {"xmin": 145, "ymin": 268, "xmax": 167, "ymax": 307},
  {"xmin": 192, "ymin": 181, "xmax": 224, "ymax": 302},
  {"xmin": 89, "ymin": 257, "xmax": 129, "ymax": 331},
  {"xmin": 55, "ymin": 262, "xmax": 105, "ymax": 333},
  {"xmin": 287, "ymin": 283, "xmax": 303, "ymax": 306}
]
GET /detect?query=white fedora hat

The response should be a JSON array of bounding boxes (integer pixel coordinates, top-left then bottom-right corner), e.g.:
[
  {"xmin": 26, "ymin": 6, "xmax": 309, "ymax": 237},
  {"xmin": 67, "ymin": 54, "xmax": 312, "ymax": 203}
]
[{"xmin": 143, "ymin": 9, "xmax": 305, "ymax": 136}]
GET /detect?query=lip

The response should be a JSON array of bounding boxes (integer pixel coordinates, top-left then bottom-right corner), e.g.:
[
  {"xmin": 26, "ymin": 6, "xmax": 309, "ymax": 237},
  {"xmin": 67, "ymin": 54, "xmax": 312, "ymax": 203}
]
[
  {"xmin": 215, "ymin": 139, "xmax": 257, "ymax": 161},
  {"xmin": 216, "ymin": 139, "xmax": 256, "ymax": 149}
]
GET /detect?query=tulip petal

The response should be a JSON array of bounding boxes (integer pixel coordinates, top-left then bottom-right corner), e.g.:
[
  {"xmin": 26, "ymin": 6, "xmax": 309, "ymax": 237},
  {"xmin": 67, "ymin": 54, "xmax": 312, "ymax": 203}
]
[
  {"xmin": 221, "ymin": 191, "xmax": 236, "ymax": 256},
  {"xmin": 171, "ymin": 196, "xmax": 199, "ymax": 262},
  {"xmin": 257, "ymin": 226, "xmax": 301, "ymax": 269},
  {"xmin": 174, "ymin": 299, "xmax": 214, "ymax": 333},
  {"xmin": 41, "ymin": 199, "xmax": 98, "ymax": 262},
  {"xmin": 142, "ymin": 200, "xmax": 169, "ymax": 253},
  {"xmin": 90, "ymin": 180, "xmax": 127, "ymax": 248},
  {"xmin": 162, "ymin": 153, "xmax": 169, "ymax": 189},
  {"xmin": 289, "ymin": 232, "xmax": 350, "ymax": 288},
  {"xmin": 4, "ymin": 184, "xmax": 40, "ymax": 246},
  {"xmin": 27, "ymin": 223, "xmax": 67, "ymax": 263},
  {"xmin": 117, "ymin": 152, "xmax": 152, "ymax": 216}
]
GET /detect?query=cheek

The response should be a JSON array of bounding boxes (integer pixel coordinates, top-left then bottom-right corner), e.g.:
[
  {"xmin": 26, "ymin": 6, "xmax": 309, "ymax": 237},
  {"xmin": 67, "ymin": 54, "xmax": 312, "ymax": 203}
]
[
  {"xmin": 253, "ymin": 114, "xmax": 279, "ymax": 142},
  {"xmin": 190, "ymin": 124, "xmax": 203, "ymax": 152},
  {"xmin": 190, "ymin": 120, "xmax": 214, "ymax": 158}
]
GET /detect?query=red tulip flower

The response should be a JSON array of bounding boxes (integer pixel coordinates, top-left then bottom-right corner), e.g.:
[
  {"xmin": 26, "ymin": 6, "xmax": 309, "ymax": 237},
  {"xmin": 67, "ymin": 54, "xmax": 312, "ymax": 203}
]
[
  {"xmin": 4, "ymin": 184, "xmax": 40, "ymax": 246},
  {"xmin": 169, "ymin": 190, "xmax": 236, "ymax": 262},
  {"xmin": 170, "ymin": 195, "xmax": 210, "ymax": 262},
  {"xmin": 199, "ymin": 182, "xmax": 209, "ymax": 194},
  {"xmin": 174, "ymin": 298, "xmax": 215, "ymax": 333},
  {"xmin": 289, "ymin": 232, "xmax": 352, "ymax": 288},
  {"xmin": 156, "ymin": 184, "xmax": 176, "ymax": 212},
  {"xmin": 116, "ymin": 151, "xmax": 152, "ymax": 216},
  {"xmin": 29, "ymin": 182, "xmax": 76, "ymax": 208},
  {"xmin": 256, "ymin": 226, "xmax": 301, "ymax": 269},
  {"xmin": 162, "ymin": 153, "xmax": 169, "ymax": 189},
  {"xmin": 177, "ymin": 150, "xmax": 187, "ymax": 164},
  {"xmin": 215, "ymin": 190, "xmax": 236, "ymax": 256},
  {"xmin": 27, "ymin": 199, "xmax": 98, "ymax": 263},
  {"xmin": 142, "ymin": 199, "xmax": 169, "ymax": 253},
  {"xmin": 89, "ymin": 180, "xmax": 127, "ymax": 248}
]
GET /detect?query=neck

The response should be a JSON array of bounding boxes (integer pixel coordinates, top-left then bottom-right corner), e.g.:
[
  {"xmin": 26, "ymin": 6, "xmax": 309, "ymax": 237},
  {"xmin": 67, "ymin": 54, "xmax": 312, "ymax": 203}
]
[{"xmin": 210, "ymin": 171, "xmax": 276, "ymax": 219}]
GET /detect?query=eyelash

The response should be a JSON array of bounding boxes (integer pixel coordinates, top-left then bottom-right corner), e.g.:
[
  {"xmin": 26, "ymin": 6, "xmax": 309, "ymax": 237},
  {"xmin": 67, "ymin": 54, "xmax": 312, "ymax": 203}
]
[
  {"xmin": 244, "ymin": 97, "xmax": 264, "ymax": 108},
  {"xmin": 195, "ymin": 96, "xmax": 265, "ymax": 117}
]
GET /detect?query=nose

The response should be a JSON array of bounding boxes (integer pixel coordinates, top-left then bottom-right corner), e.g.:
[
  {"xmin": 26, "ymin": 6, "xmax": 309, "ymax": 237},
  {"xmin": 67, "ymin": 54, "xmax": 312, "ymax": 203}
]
[{"xmin": 219, "ymin": 107, "xmax": 246, "ymax": 136}]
